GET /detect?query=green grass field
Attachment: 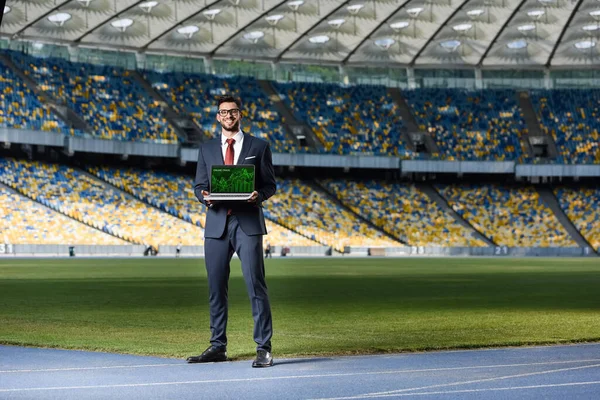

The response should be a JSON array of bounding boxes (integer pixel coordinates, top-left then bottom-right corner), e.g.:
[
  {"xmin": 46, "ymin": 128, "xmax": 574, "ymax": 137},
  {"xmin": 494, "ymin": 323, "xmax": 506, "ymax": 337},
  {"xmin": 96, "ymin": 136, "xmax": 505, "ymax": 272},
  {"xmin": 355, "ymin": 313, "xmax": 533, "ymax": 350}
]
[{"xmin": 1, "ymin": 257, "xmax": 599, "ymax": 360}]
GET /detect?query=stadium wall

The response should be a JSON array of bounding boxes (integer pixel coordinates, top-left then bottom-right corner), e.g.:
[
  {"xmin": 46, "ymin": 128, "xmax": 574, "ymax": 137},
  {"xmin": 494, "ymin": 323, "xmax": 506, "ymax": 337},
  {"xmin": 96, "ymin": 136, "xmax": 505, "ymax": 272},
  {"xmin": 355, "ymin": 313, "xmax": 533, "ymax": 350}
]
[
  {"xmin": 0, "ymin": 245, "xmax": 595, "ymax": 258},
  {"xmin": 2, "ymin": 129, "xmax": 599, "ymax": 178}
]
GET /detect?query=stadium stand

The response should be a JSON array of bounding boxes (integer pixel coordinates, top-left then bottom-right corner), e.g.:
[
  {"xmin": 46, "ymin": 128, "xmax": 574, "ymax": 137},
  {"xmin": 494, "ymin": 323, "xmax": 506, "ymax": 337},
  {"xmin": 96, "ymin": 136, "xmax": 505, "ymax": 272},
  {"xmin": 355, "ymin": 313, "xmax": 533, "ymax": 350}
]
[
  {"xmin": 529, "ymin": 90, "xmax": 600, "ymax": 164},
  {"xmin": 321, "ymin": 180, "xmax": 485, "ymax": 247},
  {"xmin": 6, "ymin": 51, "xmax": 178, "ymax": 144},
  {"xmin": 0, "ymin": 63, "xmax": 74, "ymax": 134},
  {"xmin": 273, "ymin": 82, "xmax": 414, "ymax": 157},
  {"xmin": 0, "ymin": 158, "xmax": 203, "ymax": 248},
  {"xmin": 267, "ymin": 178, "xmax": 400, "ymax": 252},
  {"xmin": 0, "ymin": 185, "xmax": 126, "ymax": 245},
  {"xmin": 403, "ymin": 89, "xmax": 529, "ymax": 161},
  {"xmin": 437, "ymin": 184, "xmax": 575, "ymax": 247},
  {"xmin": 144, "ymin": 71, "xmax": 298, "ymax": 152},
  {"xmin": 554, "ymin": 187, "xmax": 600, "ymax": 250},
  {"xmin": 88, "ymin": 165, "xmax": 317, "ymax": 247}
]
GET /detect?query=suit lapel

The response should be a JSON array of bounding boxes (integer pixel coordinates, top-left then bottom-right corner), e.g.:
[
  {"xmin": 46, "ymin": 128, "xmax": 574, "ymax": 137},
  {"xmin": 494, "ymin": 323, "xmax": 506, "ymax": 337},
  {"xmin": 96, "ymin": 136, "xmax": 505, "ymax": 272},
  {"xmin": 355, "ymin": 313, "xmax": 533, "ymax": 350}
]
[
  {"xmin": 237, "ymin": 133, "xmax": 253, "ymax": 165},
  {"xmin": 211, "ymin": 138, "xmax": 224, "ymax": 164}
]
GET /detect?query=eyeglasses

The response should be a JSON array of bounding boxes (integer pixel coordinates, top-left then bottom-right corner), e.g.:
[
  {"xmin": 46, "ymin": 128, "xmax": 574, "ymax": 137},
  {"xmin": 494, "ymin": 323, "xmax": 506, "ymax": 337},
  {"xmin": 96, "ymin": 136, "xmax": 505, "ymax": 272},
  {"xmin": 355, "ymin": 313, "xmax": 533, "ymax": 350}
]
[{"xmin": 218, "ymin": 108, "xmax": 240, "ymax": 117}]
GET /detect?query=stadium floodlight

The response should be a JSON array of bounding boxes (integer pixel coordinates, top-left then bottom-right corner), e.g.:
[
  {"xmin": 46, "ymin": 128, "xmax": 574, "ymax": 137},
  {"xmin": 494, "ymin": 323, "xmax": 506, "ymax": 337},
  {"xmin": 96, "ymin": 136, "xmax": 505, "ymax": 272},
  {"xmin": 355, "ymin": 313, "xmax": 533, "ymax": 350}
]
[
  {"xmin": 374, "ymin": 38, "xmax": 395, "ymax": 50},
  {"xmin": 440, "ymin": 39, "xmax": 461, "ymax": 51},
  {"xmin": 583, "ymin": 24, "xmax": 600, "ymax": 32},
  {"xmin": 406, "ymin": 7, "xmax": 424, "ymax": 37},
  {"xmin": 309, "ymin": 35, "xmax": 330, "ymax": 44},
  {"xmin": 518, "ymin": 24, "xmax": 535, "ymax": 32},
  {"xmin": 111, "ymin": 18, "xmax": 133, "ymax": 31},
  {"xmin": 453, "ymin": 23, "xmax": 473, "ymax": 40},
  {"xmin": 287, "ymin": 1, "xmax": 304, "ymax": 32},
  {"xmin": 265, "ymin": 15, "xmax": 284, "ymax": 47},
  {"xmin": 243, "ymin": 31, "xmax": 265, "ymax": 43},
  {"xmin": 203, "ymin": 9, "xmax": 221, "ymax": 19},
  {"xmin": 177, "ymin": 25, "xmax": 199, "ymax": 39},
  {"xmin": 266, "ymin": 14, "xmax": 284, "ymax": 25},
  {"xmin": 506, "ymin": 39, "xmax": 527, "ymax": 49},
  {"xmin": 590, "ymin": 10, "xmax": 600, "ymax": 21},
  {"xmin": 347, "ymin": 4, "xmax": 364, "ymax": 35},
  {"xmin": 76, "ymin": 0, "xmax": 94, "ymax": 6},
  {"xmin": 287, "ymin": 0, "xmax": 304, "ymax": 10},
  {"xmin": 467, "ymin": 9, "xmax": 484, "ymax": 17},
  {"xmin": 453, "ymin": 23, "xmax": 472, "ymax": 33},
  {"xmin": 328, "ymin": 18, "xmax": 346, "ymax": 29},
  {"xmin": 390, "ymin": 20, "xmax": 410, "ymax": 31},
  {"xmin": 203, "ymin": 9, "xmax": 221, "ymax": 43},
  {"xmin": 328, "ymin": 19, "xmax": 345, "ymax": 52},
  {"xmin": 407, "ymin": 7, "xmax": 424, "ymax": 17},
  {"xmin": 3, "ymin": 5, "xmax": 10, "ymax": 14},
  {"xmin": 229, "ymin": 0, "xmax": 242, "ymax": 26},
  {"xmin": 347, "ymin": 4, "xmax": 364, "ymax": 13},
  {"xmin": 48, "ymin": 12, "xmax": 72, "ymax": 26},
  {"xmin": 527, "ymin": 9, "xmax": 544, "ymax": 19},
  {"xmin": 538, "ymin": 0, "xmax": 554, "ymax": 3},
  {"xmin": 574, "ymin": 40, "xmax": 596, "ymax": 50},
  {"xmin": 139, "ymin": 1, "xmax": 159, "ymax": 13}
]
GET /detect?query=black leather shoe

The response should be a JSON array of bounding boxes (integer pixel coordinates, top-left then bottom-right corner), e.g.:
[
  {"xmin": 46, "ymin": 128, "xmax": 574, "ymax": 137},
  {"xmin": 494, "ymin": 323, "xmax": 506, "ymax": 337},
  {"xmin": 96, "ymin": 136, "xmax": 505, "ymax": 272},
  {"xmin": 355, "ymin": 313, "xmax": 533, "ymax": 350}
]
[
  {"xmin": 187, "ymin": 346, "xmax": 227, "ymax": 363},
  {"xmin": 252, "ymin": 350, "xmax": 273, "ymax": 368}
]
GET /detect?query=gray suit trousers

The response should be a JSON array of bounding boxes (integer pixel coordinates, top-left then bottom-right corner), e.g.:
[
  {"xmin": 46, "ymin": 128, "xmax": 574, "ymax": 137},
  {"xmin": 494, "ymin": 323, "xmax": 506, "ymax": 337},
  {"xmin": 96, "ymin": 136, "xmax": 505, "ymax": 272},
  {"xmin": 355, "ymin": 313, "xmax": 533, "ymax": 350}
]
[{"xmin": 204, "ymin": 215, "xmax": 273, "ymax": 352}]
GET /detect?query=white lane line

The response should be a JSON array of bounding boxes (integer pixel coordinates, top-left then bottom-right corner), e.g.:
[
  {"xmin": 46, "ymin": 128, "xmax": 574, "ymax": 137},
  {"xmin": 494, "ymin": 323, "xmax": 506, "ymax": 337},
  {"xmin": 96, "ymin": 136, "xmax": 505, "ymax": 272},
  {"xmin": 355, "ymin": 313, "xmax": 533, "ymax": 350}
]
[
  {"xmin": 311, "ymin": 363, "xmax": 600, "ymax": 400},
  {"xmin": 2, "ymin": 357, "xmax": 600, "ymax": 375},
  {"xmin": 338, "ymin": 381, "xmax": 600, "ymax": 398},
  {"xmin": 2, "ymin": 361, "xmax": 600, "ymax": 393},
  {"xmin": 0, "ymin": 363, "xmax": 183, "ymax": 374}
]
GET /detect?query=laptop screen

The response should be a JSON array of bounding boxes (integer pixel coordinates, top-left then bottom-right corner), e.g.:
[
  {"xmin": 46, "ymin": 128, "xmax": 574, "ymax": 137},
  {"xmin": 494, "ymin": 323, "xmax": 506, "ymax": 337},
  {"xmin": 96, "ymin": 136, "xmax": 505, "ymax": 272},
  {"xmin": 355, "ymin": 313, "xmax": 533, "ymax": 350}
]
[{"xmin": 210, "ymin": 165, "xmax": 255, "ymax": 194}]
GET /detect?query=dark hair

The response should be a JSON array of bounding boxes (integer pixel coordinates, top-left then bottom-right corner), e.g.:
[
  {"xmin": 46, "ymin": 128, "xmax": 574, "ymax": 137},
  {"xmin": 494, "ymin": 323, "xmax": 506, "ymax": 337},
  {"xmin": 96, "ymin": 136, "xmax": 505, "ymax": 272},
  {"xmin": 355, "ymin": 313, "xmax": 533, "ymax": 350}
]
[{"xmin": 217, "ymin": 95, "xmax": 241, "ymax": 109}]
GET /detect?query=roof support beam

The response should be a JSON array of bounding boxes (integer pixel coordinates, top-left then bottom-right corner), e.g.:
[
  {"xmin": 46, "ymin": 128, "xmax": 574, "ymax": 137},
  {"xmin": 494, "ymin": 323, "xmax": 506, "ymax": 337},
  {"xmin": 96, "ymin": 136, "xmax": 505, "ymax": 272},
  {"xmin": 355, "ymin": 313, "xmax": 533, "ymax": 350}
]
[
  {"xmin": 477, "ymin": 0, "xmax": 533, "ymax": 66},
  {"xmin": 275, "ymin": 0, "xmax": 353, "ymax": 62},
  {"xmin": 74, "ymin": 1, "xmax": 147, "ymax": 43},
  {"xmin": 14, "ymin": 1, "xmax": 72, "ymax": 37},
  {"xmin": 546, "ymin": 0, "xmax": 584, "ymax": 67},
  {"xmin": 209, "ymin": 0, "xmax": 288, "ymax": 56},
  {"xmin": 409, "ymin": 0, "xmax": 470, "ymax": 65},
  {"xmin": 341, "ymin": 0, "xmax": 412, "ymax": 64}
]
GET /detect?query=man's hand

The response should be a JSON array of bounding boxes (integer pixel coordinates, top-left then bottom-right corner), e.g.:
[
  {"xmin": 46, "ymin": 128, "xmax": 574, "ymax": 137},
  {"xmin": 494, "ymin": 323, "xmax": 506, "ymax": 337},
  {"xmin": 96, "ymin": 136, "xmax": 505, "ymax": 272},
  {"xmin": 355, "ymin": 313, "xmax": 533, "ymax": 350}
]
[
  {"xmin": 247, "ymin": 191, "xmax": 259, "ymax": 203},
  {"xmin": 201, "ymin": 190, "xmax": 213, "ymax": 207}
]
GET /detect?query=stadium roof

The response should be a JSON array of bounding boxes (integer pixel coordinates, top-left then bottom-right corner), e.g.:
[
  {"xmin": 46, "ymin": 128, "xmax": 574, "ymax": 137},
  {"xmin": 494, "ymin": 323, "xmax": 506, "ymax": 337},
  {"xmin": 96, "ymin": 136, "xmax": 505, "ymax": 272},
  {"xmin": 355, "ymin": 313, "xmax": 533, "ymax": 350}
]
[{"xmin": 1, "ymin": 0, "xmax": 596, "ymax": 67}]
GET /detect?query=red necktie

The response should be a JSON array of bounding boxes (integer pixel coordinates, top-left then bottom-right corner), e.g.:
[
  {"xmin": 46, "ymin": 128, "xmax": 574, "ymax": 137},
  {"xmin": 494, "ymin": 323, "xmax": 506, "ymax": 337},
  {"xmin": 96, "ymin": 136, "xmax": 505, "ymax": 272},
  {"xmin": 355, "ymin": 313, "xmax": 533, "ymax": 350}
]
[
  {"xmin": 225, "ymin": 138, "xmax": 235, "ymax": 216},
  {"xmin": 225, "ymin": 138, "xmax": 235, "ymax": 165}
]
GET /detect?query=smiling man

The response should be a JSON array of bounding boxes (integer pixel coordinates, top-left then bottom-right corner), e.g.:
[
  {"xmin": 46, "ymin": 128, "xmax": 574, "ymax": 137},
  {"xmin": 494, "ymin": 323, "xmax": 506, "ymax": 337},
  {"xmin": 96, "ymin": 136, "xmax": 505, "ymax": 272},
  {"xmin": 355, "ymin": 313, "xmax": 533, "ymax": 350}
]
[{"xmin": 189, "ymin": 95, "xmax": 277, "ymax": 368}]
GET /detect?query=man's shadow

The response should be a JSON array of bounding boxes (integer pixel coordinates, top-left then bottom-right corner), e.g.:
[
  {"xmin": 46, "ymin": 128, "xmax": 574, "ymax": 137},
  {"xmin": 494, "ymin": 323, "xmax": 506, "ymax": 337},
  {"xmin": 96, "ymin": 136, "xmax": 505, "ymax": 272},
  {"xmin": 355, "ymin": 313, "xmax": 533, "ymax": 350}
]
[{"xmin": 274, "ymin": 357, "xmax": 333, "ymax": 366}]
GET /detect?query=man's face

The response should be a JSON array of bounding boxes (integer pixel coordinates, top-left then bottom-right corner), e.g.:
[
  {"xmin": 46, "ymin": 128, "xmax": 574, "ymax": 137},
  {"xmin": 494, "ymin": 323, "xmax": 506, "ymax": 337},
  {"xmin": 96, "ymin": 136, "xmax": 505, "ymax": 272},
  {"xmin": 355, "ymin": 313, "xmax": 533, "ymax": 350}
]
[{"xmin": 217, "ymin": 101, "xmax": 241, "ymax": 133}]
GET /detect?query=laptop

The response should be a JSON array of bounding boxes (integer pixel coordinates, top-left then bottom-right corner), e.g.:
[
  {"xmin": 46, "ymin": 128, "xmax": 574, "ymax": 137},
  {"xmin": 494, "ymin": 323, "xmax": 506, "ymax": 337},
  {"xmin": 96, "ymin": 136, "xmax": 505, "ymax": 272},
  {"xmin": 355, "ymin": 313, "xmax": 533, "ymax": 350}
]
[{"xmin": 204, "ymin": 165, "xmax": 255, "ymax": 201}]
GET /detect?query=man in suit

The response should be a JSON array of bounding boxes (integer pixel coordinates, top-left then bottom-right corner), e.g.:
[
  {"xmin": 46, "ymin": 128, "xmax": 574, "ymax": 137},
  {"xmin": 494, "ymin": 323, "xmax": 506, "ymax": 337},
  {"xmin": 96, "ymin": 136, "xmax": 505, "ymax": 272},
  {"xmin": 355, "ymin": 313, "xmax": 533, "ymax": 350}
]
[{"xmin": 188, "ymin": 95, "xmax": 276, "ymax": 368}]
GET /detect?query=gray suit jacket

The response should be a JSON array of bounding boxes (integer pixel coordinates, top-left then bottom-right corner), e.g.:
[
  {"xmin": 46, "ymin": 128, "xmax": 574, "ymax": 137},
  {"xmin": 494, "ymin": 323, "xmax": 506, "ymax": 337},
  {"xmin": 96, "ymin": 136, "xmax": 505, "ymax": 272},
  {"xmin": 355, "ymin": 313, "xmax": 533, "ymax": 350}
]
[{"xmin": 194, "ymin": 134, "xmax": 277, "ymax": 238}]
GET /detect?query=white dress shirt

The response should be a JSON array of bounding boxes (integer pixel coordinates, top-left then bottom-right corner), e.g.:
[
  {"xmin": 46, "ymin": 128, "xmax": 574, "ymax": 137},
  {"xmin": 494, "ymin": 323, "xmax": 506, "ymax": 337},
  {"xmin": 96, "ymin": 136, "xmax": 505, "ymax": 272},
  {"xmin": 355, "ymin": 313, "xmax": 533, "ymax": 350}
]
[{"xmin": 221, "ymin": 130, "xmax": 244, "ymax": 165}]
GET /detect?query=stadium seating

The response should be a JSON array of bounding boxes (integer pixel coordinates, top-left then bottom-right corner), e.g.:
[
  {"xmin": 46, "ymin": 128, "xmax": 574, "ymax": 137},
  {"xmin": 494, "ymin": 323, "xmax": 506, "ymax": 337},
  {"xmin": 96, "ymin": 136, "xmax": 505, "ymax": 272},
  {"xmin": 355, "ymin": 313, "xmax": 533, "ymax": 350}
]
[
  {"xmin": 403, "ymin": 89, "xmax": 528, "ymax": 161},
  {"xmin": 88, "ymin": 165, "xmax": 316, "ymax": 247},
  {"xmin": 529, "ymin": 90, "xmax": 600, "ymax": 164},
  {"xmin": 144, "ymin": 71, "xmax": 300, "ymax": 152},
  {"xmin": 7, "ymin": 51, "xmax": 178, "ymax": 144},
  {"xmin": 437, "ymin": 184, "xmax": 575, "ymax": 247},
  {"xmin": 266, "ymin": 178, "xmax": 400, "ymax": 252},
  {"xmin": 273, "ymin": 82, "xmax": 414, "ymax": 157},
  {"xmin": 554, "ymin": 187, "xmax": 600, "ymax": 250},
  {"xmin": 0, "ymin": 63, "xmax": 74, "ymax": 134},
  {"xmin": 0, "ymin": 185, "xmax": 126, "ymax": 245},
  {"xmin": 321, "ymin": 180, "xmax": 485, "ymax": 247},
  {"xmin": 0, "ymin": 158, "xmax": 203, "ymax": 248}
]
